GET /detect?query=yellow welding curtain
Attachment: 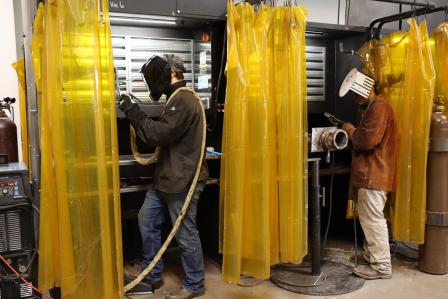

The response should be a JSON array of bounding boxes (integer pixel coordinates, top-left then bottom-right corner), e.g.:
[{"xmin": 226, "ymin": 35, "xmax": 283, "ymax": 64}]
[
  {"xmin": 358, "ymin": 31, "xmax": 407, "ymax": 121},
  {"xmin": 358, "ymin": 19, "xmax": 435, "ymax": 244},
  {"xmin": 31, "ymin": 1, "xmax": 123, "ymax": 298},
  {"xmin": 12, "ymin": 58, "xmax": 30, "ymax": 173},
  {"xmin": 430, "ymin": 22, "xmax": 448, "ymax": 106},
  {"xmin": 220, "ymin": 2, "xmax": 308, "ymax": 282}
]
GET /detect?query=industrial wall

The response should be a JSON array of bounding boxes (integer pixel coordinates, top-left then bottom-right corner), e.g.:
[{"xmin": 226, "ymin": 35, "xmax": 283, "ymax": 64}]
[{"xmin": 0, "ymin": 0, "xmax": 22, "ymax": 161}]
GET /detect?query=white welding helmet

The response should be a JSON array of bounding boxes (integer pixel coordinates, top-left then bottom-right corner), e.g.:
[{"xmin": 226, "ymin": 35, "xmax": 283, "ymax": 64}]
[{"xmin": 339, "ymin": 68, "xmax": 375, "ymax": 98}]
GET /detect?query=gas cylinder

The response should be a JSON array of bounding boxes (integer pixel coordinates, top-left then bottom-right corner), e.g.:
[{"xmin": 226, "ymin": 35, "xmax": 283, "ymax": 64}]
[
  {"xmin": 0, "ymin": 110, "xmax": 18, "ymax": 163},
  {"xmin": 419, "ymin": 96, "xmax": 448, "ymax": 275}
]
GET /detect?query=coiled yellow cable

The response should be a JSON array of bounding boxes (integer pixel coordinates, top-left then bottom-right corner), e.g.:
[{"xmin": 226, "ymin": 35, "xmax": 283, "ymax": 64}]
[{"xmin": 125, "ymin": 87, "xmax": 206, "ymax": 292}]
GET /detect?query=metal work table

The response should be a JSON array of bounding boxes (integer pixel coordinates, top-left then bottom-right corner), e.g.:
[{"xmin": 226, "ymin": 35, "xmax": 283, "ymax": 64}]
[
  {"xmin": 119, "ymin": 153, "xmax": 221, "ymax": 194},
  {"xmin": 119, "ymin": 153, "xmax": 221, "ymax": 166}
]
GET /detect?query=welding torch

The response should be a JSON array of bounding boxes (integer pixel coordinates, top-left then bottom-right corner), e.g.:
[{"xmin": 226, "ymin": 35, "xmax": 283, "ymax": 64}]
[
  {"xmin": 114, "ymin": 68, "xmax": 144, "ymax": 104},
  {"xmin": 324, "ymin": 112, "xmax": 345, "ymax": 127}
]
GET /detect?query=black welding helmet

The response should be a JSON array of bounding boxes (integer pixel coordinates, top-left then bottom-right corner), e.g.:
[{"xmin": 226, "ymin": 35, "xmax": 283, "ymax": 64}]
[{"xmin": 140, "ymin": 55, "xmax": 171, "ymax": 102}]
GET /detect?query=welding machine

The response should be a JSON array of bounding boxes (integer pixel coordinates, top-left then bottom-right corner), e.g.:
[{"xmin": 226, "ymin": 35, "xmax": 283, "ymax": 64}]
[{"xmin": 0, "ymin": 162, "xmax": 37, "ymax": 299}]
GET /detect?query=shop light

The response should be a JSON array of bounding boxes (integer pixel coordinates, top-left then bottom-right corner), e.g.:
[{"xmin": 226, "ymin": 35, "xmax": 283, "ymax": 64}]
[
  {"xmin": 305, "ymin": 30, "xmax": 325, "ymax": 37},
  {"xmin": 109, "ymin": 17, "xmax": 177, "ymax": 26}
]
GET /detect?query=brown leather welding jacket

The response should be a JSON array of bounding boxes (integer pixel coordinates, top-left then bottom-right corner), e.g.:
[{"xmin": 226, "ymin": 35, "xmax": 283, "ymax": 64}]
[{"xmin": 344, "ymin": 96, "xmax": 397, "ymax": 192}]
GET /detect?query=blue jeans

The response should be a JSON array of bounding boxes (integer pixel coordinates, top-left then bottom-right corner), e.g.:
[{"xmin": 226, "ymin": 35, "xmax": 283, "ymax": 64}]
[{"xmin": 138, "ymin": 182, "xmax": 205, "ymax": 294}]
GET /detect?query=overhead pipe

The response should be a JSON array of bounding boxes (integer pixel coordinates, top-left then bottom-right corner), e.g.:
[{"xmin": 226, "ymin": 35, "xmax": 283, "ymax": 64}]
[
  {"xmin": 372, "ymin": 0, "xmax": 435, "ymax": 7},
  {"xmin": 368, "ymin": 6, "xmax": 448, "ymax": 39},
  {"xmin": 368, "ymin": 6, "xmax": 428, "ymax": 39}
]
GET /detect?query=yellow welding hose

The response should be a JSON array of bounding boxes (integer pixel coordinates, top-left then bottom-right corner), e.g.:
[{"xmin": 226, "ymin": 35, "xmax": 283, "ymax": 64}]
[
  {"xmin": 125, "ymin": 87, "xmax": 206, "ymax": 292},
  {"xmin": 130, "ymin": 127, "xmax": 159, "ymax": 165}
]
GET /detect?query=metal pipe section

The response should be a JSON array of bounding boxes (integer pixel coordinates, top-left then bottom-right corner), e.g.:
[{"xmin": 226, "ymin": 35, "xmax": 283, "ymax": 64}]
[
  {"xmin": 20, "ymin": 0, "xmax": 40, "ymax": 247},
  {"xmin": 310, "ymin": 127, "xmax": 349, "ymax": 153},
  {"xmin": 310, "ymin": 158, "xmax": 321, "ymax": 275},
  {"xmin": 320, "ymin": 128, "xmax": 349, "ymax": 151},
  {"xmin": 20, "ymin": 0, "xmax": 40, "ymax": 197}
]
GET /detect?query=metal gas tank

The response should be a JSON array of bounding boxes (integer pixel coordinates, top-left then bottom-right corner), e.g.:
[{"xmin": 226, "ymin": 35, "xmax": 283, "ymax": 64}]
[
  {"xmin": 419, "ymin": 98, "xmax": 448, "ymax": 275},
  {"xmin": 0, "ymin": 110, "xmax": 18, "ymax": 163}
]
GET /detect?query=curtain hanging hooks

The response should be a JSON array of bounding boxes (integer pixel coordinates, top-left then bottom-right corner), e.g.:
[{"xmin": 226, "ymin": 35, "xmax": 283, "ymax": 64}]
[
  {"xmin": 423, "ymin": 5, "xmax": 428, "ymax": 22},
  {"xmin": 412, "ymin": 0, "xmax": 417, "ymax": 18},
  {"xmin": 98, "ymin": 0, "xmax": 104, "ymax": 23}
]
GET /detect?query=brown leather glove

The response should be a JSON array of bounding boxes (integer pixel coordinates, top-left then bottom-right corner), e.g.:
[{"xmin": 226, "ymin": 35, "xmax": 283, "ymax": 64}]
[{"xmin": 342, "ymin": 122, "xmax": 356, "ymax": 137}]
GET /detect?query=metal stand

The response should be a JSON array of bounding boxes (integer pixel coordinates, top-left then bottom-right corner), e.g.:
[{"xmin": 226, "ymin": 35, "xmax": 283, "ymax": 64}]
[
  {"xmin": 310, "ymin": 158, "xmax": 321, "ymax": 276},
  {"xmin": 270, "ymin": 158, "xmax": 365, "ymax": 295}
]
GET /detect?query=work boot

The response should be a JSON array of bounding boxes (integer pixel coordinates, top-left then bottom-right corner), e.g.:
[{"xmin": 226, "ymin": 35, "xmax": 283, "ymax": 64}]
[
  {"xmin": 349, "ymin": 253, "xmax": 370, "ymax": 265},
  {"xmin": 165, "ymin": 287, "xmax": 205, "ymax": 299},
  {"xmin": 142, "ymin": 277, "xmax": 164, "ymax": 290},
  {"xmin": 352, "ymin": 265, "xmax": 392, "ymax": 280},
  {"xmin": 126, "ymin": 282, "xmax": 154, "ymax": 296},
  {"xmin": 124, "ymin": 273, "xmax": 155, "ymax": 295}
]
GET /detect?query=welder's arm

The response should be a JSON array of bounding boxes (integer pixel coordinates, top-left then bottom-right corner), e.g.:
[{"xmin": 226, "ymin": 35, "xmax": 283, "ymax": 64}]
[
  {"xmin": 124, "ymin": 97, "xmax": 193, "ymax": 147},
  {"xmin": 342, "ymin": 103, "xmax": 388, "ymax": 151}
]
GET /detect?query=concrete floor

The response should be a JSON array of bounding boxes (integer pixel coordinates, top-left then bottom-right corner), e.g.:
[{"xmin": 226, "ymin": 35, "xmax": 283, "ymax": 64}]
[{"xmin": 126, "ymin": 247, "xmax": 448, "ymax": 299}]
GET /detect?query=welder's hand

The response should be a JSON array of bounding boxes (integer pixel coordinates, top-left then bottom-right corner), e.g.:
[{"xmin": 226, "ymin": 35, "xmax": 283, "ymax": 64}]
[
  {"xmin": 119, "ymin": 94, "xmax": 132, "ymax": 112},
  {"xmin": 342, "ymin": 122, "xmax": 356, "ymax": 136}
]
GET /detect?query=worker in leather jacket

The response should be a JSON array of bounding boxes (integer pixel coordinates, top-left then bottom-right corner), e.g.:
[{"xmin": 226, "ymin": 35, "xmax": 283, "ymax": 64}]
[
  {"xmin": 120, "ymin": 54, "xmax": 208, "ymax": 299},
  {"xmin": 340, "ymin": 69, "xmax": 397, "ymax": 280}
]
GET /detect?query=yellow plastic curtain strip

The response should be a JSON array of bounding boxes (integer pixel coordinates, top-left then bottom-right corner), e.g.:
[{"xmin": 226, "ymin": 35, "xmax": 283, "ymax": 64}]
[
  {"xmin": 31, "ymin": 1, "xmax": 123, "ymax": 298},
  {"xmin": 12, "ymin": 58, "xmax": 30, "ymax": 175},
  {"xmin": 358, "ymin": 19, "xmax": 435, "ymax": 244},
  {"xmin": 220, "ymin": 1, "xmax": 308, "ymax": 282},
  {"xmin": 393, "ymin": 19, "xmax": 435, "ymax": 243},
  {"xmin": 358, "ymin": 32, "xmax": 408, "ymax": 126}
]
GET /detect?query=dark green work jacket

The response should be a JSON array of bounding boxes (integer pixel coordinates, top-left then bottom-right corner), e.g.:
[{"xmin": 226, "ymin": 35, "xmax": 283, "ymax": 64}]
[{"xmin": 125, "ymin": 81, "xmax": 208, "ymax": 194}]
